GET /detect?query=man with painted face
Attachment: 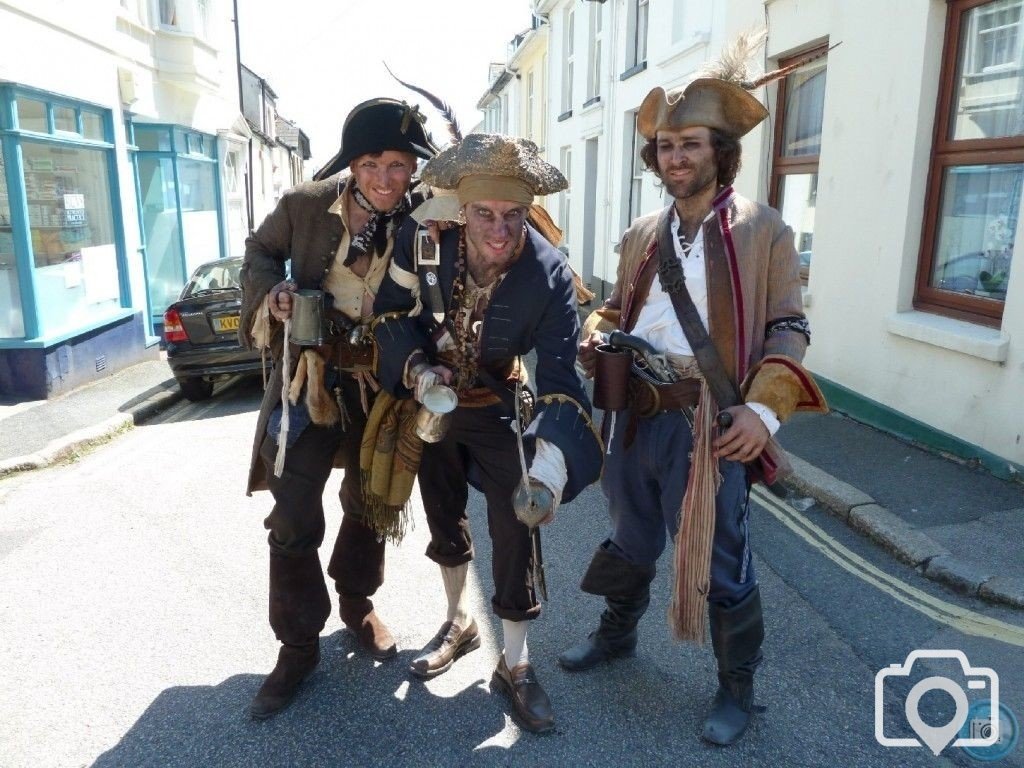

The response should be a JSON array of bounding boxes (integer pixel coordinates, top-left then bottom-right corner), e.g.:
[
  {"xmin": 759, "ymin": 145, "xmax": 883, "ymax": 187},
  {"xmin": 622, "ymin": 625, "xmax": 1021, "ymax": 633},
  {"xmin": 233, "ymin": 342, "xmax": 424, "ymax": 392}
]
[
  {"xmin": 560, "ymin": 37, "xmax": 828, "ymax": 745},
  {"xmin": 238, "ymin": 98, "xmax": 435, "ymax": 719},
  {"xmin": 371, "ymin": 134, "xmax": 602, "ymax": 733}
]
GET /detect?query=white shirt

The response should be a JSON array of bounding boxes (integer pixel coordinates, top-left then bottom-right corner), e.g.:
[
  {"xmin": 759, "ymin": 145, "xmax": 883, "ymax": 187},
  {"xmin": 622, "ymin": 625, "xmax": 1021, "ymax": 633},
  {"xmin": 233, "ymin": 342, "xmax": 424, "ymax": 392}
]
[
  {"xmin": 630, "ymin": 211, "xmax": 711, "ymax": 356},
  {"xmin": 626, "ymin": 209, "xmax": 780, "ymax": 436}
]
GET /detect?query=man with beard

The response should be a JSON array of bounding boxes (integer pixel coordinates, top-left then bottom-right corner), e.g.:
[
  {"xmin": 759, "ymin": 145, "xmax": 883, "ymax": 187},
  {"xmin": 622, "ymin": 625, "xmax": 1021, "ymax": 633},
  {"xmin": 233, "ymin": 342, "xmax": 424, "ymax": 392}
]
[
  {"xmin": 371, "ymin": 134, "xmax": 602, "ymax": 733},
  {"xmin": 559, "ymin": 37, "xmax": 827, "ymax": 746},
  {"xmin": 239, "ymin": 98, "xmax": 434, "ymax": 719}
]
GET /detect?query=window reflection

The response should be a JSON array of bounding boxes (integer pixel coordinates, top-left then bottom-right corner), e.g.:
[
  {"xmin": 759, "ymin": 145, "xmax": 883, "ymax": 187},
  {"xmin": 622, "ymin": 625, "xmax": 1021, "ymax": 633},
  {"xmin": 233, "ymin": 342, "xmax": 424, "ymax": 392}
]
[
  {"xmin": 932, "ymin": 163, "xmax": 1020, "ymax": 299},
  {"xmin": 950, "ymin": 0, "xmax": 1024, "ymax": 140}
]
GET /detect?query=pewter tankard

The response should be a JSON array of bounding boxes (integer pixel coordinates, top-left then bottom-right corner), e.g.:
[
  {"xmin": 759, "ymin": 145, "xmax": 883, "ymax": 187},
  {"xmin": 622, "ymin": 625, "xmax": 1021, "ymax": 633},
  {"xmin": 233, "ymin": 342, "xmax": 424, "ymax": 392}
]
[
  {"xmin": 289, "ymin": 289, "xmax": 326, "ymax": 347},
  {"xmin": 414, "ymin": 384, "xmax": 458, "ymax": 443}
]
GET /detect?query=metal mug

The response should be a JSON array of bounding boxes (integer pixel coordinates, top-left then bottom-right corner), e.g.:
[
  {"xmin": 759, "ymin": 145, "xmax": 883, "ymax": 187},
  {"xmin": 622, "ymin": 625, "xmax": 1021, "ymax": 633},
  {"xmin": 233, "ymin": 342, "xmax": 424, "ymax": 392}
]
[
  {"xmin": 289, "ymin": 289, "xmax": 326, "ymax": 347},
  {"xmin": 414, "ymin": 384, "xmax": 458, "ymax": 443}
]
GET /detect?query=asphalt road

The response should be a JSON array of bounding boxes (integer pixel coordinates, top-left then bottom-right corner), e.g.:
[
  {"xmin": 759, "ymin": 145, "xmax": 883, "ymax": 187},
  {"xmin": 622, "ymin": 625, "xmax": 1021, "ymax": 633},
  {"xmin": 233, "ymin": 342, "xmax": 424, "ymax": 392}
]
[{"xmin": 0, "ymin": 377, "xmax": 1020, "ymax": 767}]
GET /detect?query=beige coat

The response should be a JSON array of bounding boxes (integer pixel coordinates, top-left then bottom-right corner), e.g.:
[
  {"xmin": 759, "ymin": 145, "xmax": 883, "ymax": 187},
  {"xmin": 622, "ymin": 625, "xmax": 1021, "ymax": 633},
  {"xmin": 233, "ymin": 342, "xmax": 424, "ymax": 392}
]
[{"xmin": 584, "ymin": 188, "xmax": 825, "ymax": 420}]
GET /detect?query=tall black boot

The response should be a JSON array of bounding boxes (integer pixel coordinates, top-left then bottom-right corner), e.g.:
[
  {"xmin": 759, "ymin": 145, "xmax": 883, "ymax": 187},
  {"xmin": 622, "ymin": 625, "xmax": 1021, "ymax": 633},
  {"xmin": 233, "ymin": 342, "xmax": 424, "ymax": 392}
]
[
  {"xmin": 702, "ymin": 587, "xmax": 765, "ymax": 745},
  {"xmin": 558, "ymin": 542, "xmax": 655, "ymax": 672}
]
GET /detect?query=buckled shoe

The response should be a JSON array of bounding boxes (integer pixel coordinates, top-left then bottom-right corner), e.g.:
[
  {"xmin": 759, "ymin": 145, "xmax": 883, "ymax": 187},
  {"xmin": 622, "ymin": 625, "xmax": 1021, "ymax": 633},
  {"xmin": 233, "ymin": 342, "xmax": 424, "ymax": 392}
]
[{"xmin": 491, "ymin": 657, "xmax": 555, "ymax": 734}]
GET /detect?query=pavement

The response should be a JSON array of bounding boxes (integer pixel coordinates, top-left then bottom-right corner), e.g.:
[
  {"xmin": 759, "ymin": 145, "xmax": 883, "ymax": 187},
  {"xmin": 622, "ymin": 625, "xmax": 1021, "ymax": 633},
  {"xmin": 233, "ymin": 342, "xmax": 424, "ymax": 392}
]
[{"xmin": 1, "ymin": 357, "xmax": 1021, "ymax": 611}]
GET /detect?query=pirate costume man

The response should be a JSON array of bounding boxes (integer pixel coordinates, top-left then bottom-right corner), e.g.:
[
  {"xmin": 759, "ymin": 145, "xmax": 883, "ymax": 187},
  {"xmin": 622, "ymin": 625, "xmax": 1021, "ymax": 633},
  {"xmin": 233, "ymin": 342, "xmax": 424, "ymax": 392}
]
[
  {"xmin": 559, "ymin": 34, "xmax": 828, "ymax": 745},
  {"xmin": 372, "ymin": 134, "xmax": 602, "ymax": 733},
  {"xmin": 239, "ymin": 98, "xmax": 435, "ymax": 719}
]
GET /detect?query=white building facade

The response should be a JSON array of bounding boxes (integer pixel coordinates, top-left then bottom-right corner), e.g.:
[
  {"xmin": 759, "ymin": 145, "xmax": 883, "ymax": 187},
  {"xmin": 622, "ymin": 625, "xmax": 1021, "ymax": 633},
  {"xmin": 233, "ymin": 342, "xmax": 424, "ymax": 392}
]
[
  {"xmin": 520, "ymin": 0, "xmax": 1023, "ymax": 475},
  {"xmin": 0, "ymin": 0, "xmax": 248, "ymax": 397}
]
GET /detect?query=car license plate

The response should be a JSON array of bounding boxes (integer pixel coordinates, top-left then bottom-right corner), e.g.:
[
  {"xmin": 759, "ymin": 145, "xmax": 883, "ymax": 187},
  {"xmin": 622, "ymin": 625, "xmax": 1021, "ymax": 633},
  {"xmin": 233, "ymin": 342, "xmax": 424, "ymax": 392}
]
[{"xmin": 214, "ymin": 314, "xmax": 240, "ymax": 333}]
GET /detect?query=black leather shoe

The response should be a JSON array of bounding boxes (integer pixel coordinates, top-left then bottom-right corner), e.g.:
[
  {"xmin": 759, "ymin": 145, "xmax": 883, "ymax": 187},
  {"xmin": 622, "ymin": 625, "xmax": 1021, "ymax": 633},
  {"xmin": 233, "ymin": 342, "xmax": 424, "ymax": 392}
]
[
  {"xmin": 249, "ymin": 643, "xmax": 320, "ymax": 720},
  {"xmin": 491, "ymin": 657, "xmax": 555, "ymax": 734},
  {"xmin": 409, "ymin": 619, "xmax": 480, "ymax": 679},
  {"xmin": 557, "ymin": 631, "xmax": 636, "ymax": 671}
]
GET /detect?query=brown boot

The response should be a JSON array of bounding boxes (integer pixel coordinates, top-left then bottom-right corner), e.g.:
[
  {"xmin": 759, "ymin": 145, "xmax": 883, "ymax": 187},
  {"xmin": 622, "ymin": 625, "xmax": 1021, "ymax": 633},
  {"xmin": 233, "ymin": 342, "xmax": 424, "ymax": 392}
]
[
  {"xmin": 249, "ymin": 642, "xmax": 320, "ymax": 720},
  {"xmin": 491, "ymin": 657, "xmax": 555, "ymax": 734},
  {"xmin": 340, "ymin": 595, "xmax": 397, "ymax": 660}
]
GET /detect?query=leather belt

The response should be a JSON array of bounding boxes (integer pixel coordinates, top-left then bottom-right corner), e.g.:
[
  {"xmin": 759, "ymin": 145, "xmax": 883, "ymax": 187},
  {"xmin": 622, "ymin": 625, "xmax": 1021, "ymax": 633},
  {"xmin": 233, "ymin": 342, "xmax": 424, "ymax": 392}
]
[{"xmin": 629, "ymin": 376, "xmax": 701, "ymax": 417}]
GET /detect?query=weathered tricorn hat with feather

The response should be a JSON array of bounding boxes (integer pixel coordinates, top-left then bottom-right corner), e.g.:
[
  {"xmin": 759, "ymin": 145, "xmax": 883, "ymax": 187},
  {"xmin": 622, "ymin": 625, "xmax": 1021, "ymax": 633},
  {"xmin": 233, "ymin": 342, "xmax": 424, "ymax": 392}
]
[
  {"xmin": 638, "ymin": 30, "xmax": 835, "ymax": 140},
  {"xmin": 420, "ymin": 134, "xmax": 567, "ymax": 197}
]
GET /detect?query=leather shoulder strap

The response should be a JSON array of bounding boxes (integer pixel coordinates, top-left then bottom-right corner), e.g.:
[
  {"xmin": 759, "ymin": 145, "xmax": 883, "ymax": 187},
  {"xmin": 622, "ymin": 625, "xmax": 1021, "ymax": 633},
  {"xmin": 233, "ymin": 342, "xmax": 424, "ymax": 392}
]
[{"xmin": 654, "ymin": 206, "xmax": 741, "ymax": 409}]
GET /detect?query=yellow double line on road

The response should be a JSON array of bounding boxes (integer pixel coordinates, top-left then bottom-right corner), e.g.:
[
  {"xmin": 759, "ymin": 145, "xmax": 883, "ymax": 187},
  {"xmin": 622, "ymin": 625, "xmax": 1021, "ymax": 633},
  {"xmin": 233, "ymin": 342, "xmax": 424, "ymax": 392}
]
[{"xmin": 752, "ymin": 487, "xmax": 1024, "ymax": 648}]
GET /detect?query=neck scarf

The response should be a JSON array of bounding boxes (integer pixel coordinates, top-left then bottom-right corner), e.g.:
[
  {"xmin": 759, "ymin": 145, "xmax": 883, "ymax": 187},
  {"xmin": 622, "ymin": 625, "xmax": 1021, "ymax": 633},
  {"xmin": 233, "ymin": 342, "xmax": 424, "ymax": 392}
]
[{"xmin": 347, "ymin": 185, "xmax": 410, "ymax": 265}]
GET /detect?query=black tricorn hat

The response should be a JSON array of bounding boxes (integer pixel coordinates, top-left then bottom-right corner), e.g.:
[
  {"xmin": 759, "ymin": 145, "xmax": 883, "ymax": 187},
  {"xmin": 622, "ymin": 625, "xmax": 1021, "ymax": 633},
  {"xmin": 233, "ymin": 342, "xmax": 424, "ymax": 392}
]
[{"xmin": 312, "ymin": 98, "xmax": 436, "ymax": 181}]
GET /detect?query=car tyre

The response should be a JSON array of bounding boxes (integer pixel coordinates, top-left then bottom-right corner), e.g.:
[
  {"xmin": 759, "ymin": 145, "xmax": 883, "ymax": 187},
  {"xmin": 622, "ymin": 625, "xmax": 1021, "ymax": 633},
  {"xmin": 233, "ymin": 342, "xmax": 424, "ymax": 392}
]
[{"xmin": 178, "ymin": 376, "xmax": 214, "ymax": 401}]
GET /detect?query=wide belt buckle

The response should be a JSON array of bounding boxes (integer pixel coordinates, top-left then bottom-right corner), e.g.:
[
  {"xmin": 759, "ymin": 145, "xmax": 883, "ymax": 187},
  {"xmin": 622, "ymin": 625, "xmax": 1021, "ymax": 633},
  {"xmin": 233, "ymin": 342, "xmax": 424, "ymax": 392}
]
[{"xmin": 416, "ymin": 228, "xmax": 440, "ymax": 267}]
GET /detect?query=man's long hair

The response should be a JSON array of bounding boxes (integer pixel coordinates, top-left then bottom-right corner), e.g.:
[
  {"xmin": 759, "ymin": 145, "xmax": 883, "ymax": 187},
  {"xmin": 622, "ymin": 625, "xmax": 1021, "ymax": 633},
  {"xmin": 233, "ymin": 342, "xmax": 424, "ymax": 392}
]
[{"xmin": 639, "ymin": 129, "xmax": 742, "ymax": 188}]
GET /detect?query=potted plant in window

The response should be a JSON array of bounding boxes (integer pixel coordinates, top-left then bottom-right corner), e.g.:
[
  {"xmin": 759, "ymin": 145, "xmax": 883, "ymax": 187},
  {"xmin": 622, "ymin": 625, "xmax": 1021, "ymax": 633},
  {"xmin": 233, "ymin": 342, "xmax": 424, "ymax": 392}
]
[{"xmin": 980, "ymin": 215, "xmax": 1013, "ymax": 299}]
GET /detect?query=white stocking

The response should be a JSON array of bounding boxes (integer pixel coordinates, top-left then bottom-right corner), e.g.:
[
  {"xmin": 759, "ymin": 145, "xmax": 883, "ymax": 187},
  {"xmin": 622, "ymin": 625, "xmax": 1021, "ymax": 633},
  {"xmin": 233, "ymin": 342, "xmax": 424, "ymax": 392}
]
[
  {"xmin": 502, "ymin": 619, "xmax": 529, "ymax": 668},
  {"xmin": 441, "ymin": 564, "xmax": 471, "ymax": 627}
]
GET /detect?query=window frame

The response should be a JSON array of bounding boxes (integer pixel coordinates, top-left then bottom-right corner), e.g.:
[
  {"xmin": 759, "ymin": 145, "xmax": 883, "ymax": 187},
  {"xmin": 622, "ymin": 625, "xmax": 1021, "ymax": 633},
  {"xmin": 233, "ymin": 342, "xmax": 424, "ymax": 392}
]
[
  {"xmin": 915, "ymin": 0, "xmax": 1024, "ymax": 326},
  {"xmin": 627, "ymin": 112, "xmax": 645, "ymax": 225},
  {"xmin": 561, "ymin": 7, "xmax": 575, "ymax": 116},
  {"xmin": 768, "ymin": 42, "xmax": 829, "ymax": 286},
  {"xmin": 586, "ymin": 2, "xmax": 603, "ymax": 102}
]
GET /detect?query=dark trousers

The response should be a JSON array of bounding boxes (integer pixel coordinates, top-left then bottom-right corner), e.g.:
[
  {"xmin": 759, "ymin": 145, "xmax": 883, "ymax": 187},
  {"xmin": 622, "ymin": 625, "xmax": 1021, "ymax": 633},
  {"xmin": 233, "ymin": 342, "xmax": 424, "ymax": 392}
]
[
  {"xmin": 258, "ymin": 376, "xmax": 385, "ymax": 646},
  {"xmin": 417, "ymin": 403, "xmax": 540, "ymax": 622},
  {"xmin": 602, "ymin": 408, "xmax": 755, "ymax": 606}
]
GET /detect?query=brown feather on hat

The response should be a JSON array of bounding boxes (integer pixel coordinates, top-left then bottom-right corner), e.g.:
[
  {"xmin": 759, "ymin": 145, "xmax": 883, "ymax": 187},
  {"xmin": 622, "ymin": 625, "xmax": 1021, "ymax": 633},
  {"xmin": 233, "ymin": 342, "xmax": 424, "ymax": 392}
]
[{"xmin": 637, "ymin": 29, "xmax": 838, "ymax": 140}]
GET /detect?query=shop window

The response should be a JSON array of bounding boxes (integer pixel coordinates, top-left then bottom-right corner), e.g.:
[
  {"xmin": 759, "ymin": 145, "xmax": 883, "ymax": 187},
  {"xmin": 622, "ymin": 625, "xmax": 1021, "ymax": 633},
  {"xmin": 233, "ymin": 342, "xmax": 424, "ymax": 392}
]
[
  {"xmin": 134, "ymin": 126, "xmax": 172, "ymax": 152},
  {"xmin": 769, "ymin": 44, "xmax": 829, "ymax": 284},
  {"xmin": 916, "ymin": 0, "xmax": 1024, "ymax": 326},
  {"xmin": 82, "ymin": 112, "xmax": 104, "ymax": 142},
  {"xmin": 54, "ymin": 106, "xmax": 77, "ymax": 134},
  {"xmin": 0, "ymin": 151, "xmax": 25, "ymax": 337},
  {"xmin": 130, "ymin": 121, "xmax": 222, "ymax": 317},
  {"xmin": 22, "ymin": 142, "xmax": 119, "ymax": 335},
  {"xmin": 16, "ymin": 97, "xmax": 47, "ymax": 133}
]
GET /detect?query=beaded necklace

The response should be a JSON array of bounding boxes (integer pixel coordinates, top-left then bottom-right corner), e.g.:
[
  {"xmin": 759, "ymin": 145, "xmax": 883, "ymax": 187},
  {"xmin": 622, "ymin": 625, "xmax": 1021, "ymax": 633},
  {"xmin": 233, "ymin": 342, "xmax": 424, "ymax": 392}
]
[
  {"xmin": 446, "ymin": 224, "xmax": 527, "ymax": 392},
  {"xmin": 448, "ymin": 229, "xmax": 479, "ymax": 392}
]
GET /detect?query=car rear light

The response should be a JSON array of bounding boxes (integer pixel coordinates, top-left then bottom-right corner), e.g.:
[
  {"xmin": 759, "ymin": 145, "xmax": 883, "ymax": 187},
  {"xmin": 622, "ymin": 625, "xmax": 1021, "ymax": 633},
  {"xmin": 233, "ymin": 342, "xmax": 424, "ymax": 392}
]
[{"xmin": 164, "ymin": 308, "xmax": 189, "ymax": 343}]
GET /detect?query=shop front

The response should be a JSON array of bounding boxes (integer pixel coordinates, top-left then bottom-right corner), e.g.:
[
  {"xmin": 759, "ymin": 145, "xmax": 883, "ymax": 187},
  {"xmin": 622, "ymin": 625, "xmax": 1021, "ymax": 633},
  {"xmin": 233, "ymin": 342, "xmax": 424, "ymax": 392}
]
[
  {"xmin": 126, "ymin": 120, "xmax": 225, "ymax": 335},
  {"xmin": 0, "ymin": 84, "xmax": 152, "ymax": 399}
]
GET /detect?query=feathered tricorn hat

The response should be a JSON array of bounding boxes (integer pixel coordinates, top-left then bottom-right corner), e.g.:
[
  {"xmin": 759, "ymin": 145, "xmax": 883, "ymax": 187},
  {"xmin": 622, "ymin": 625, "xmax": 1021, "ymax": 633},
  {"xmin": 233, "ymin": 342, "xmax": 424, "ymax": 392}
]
[
  {"xmin": 312, "ymin": 97, "xmax": 436, "ymax": 182},
  {"xmin": 638, "ymin": 30, "xmax": 836, "ymax": 140},
  {"xmin": 385, "ymin": 66, "xmax": 566, "ymax": 221}
]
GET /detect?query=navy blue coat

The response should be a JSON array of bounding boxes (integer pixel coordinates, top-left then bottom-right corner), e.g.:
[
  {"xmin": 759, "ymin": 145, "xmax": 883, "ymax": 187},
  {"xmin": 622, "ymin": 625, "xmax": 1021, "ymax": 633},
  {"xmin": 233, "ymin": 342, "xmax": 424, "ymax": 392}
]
[{"xmin": 373, "ymin": 218, "xmax": 602, "ymax": 503}]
